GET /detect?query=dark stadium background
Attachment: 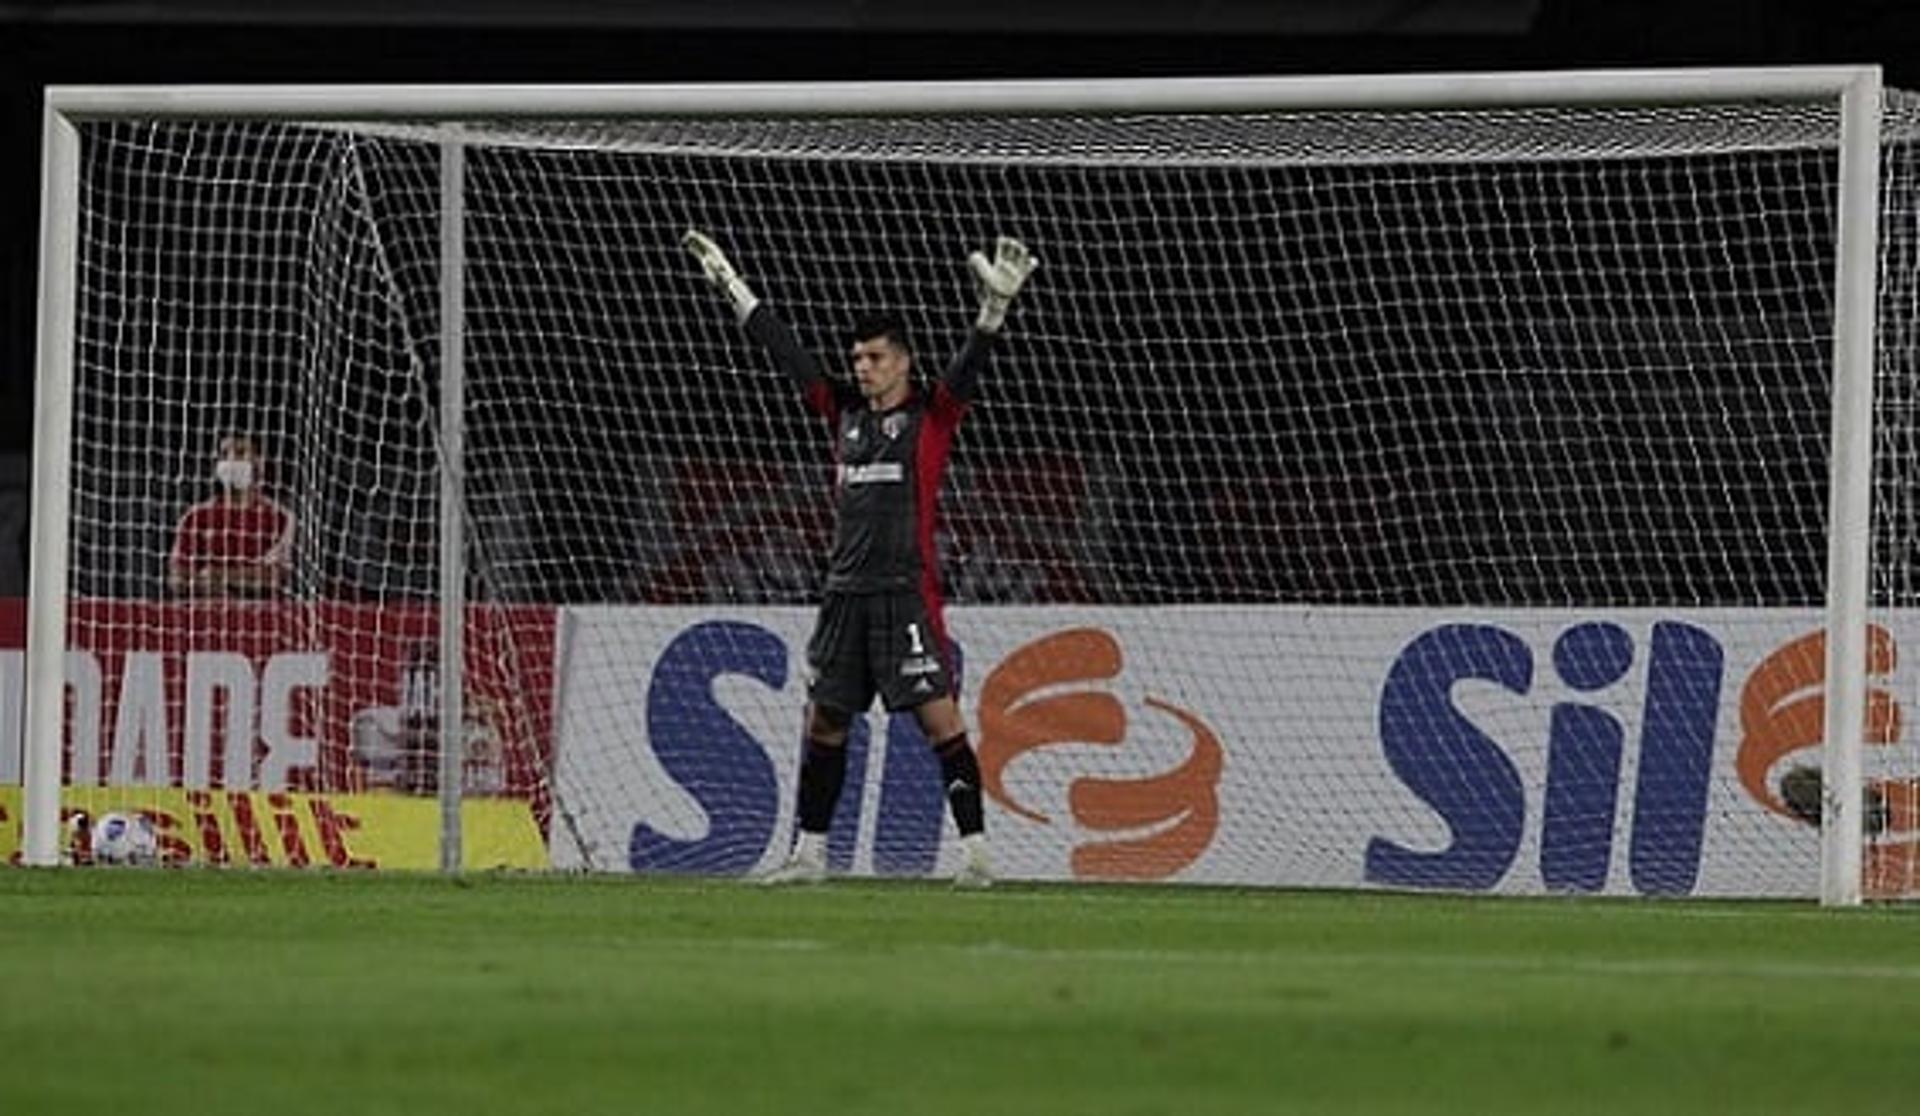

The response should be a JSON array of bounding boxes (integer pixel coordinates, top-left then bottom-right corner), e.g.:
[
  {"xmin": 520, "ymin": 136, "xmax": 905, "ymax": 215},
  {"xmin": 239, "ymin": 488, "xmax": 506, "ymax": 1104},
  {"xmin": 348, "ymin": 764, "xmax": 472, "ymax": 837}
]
[{"xmin": 2, "ymin": 0, "xmax": 1918, "ymax": 607}]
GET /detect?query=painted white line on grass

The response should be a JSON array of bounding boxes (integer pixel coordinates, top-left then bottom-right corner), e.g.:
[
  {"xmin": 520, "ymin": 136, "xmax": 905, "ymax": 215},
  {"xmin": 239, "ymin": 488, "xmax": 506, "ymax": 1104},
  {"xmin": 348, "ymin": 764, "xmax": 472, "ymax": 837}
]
[
  {"xmin": 952, "ymin": 942, "xmax": 1920, "ymax": 982},
  {"xmin": 646, "ymin": 937, "xmax": 832, "ymax": 953},
  {"xmin": 921, "ymin": 888, "xmax": 1917, "ymax": 922},
  {"xmin": 636, "ymin": 935, "xmax": 1920, "ymax": 983}
]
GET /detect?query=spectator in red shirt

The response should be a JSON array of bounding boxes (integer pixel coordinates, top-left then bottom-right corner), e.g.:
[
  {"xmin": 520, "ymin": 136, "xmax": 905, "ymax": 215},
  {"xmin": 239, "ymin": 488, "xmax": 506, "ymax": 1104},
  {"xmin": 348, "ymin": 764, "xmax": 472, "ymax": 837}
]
[{"xmin": 168, "ymin": 435, "xmax": 294, "ymax": 598}]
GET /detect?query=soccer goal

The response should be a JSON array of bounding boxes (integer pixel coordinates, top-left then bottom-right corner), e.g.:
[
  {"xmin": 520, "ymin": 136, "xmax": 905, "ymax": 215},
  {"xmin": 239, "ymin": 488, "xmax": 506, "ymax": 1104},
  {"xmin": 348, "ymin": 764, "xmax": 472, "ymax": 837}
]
[{"xmin": 23, "ymin": 68, "xmax": 1920, "ymax": 904}]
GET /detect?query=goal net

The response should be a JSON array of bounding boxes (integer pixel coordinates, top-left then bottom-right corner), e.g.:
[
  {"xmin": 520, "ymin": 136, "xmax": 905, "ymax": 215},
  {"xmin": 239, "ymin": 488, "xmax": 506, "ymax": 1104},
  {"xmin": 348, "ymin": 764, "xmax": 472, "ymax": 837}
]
[{"xmin": 23, "ymin": 73, "xmax": 1920, "ymax": 900}]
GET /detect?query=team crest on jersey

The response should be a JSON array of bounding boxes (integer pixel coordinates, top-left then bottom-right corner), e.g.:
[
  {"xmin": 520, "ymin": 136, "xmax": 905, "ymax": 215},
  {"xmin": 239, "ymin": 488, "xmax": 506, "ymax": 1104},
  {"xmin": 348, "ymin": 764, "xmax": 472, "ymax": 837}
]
[{"xmin": 882, "ymin": 413, "xmax": 907, "ymax": 441}]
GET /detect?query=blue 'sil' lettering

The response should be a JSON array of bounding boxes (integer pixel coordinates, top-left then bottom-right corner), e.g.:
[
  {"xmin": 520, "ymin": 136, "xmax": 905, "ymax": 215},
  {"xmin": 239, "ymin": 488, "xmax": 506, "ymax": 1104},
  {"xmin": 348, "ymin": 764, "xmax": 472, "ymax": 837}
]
[
  {"xmin": 629, "ymin": 621, "xmax": 784, "ymax": 874},
  {"xmin": 628, "ymin": 622, "xmax": 958, "ymax": 876},
  {"xmin": 1365, "ymin": 620, "xmax": 1723, "ymax": 894},
  {"xmin": 1539, "ymin": 622, "xmax": 1635, "ymax": 892},
  {"xmin": 1629, "ymin": 622, "xmax": 1722, "ymax": 895},
  {"xmin": 1366, "ymin": 624, "xmax": 1531, "ymax": 890}
]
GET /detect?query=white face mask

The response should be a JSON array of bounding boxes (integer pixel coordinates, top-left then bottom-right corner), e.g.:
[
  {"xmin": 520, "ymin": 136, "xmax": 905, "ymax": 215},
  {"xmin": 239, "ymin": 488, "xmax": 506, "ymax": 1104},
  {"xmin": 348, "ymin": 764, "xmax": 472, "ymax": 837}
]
[{"xmin": 214, "ymin": 458, "xmax": 255, "ymax": 490}]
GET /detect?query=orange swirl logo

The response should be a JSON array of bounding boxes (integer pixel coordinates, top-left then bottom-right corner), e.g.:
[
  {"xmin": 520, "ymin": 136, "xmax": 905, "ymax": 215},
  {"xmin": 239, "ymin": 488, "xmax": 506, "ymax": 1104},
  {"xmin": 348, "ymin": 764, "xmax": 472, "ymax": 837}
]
[
  {"xmin": 1738, "ymin": 626, "xmax": 1919, "ymax": 896},
  {"xmin": 977, "ymin": 628, "xmax": 1223, "ymax": 880},
  {"xmin": 1736, "ymin": 626, "xmax": 1900, "ymax": 820}
]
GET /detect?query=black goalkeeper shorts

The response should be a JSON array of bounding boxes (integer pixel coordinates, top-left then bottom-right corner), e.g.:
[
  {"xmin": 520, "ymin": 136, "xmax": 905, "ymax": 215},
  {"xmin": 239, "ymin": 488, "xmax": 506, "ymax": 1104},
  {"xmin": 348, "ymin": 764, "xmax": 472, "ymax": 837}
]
[{"xmin": 805, "ymin": 590, "xmax": 955, "ymax": 714}]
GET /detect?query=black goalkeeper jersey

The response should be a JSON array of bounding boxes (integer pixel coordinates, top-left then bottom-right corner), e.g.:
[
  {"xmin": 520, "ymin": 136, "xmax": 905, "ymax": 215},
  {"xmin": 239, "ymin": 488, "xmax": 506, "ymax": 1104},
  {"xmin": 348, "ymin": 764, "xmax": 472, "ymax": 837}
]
[{"xmin": 744, "ymin": 306, "xmax": 995, "ymax": 596}]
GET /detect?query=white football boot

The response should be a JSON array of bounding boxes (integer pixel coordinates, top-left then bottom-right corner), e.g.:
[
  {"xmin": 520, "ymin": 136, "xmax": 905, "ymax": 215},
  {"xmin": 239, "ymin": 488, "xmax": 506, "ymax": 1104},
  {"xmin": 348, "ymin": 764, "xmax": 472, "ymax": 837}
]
[
  {"xmin": 952, "ymin": 834, "xmax": 994, "ymax": 890},
  {"xmin": 759, "ymin": 832, "xmax": 828, "ymax": 886}
]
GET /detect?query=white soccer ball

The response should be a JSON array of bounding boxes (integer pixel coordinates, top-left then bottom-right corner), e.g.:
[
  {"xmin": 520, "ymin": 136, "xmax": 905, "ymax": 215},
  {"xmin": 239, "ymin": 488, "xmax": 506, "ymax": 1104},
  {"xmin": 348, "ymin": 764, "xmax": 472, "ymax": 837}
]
[{"xmin": 91, "ymin": 812, "xmax": 158, "ymax": 866}]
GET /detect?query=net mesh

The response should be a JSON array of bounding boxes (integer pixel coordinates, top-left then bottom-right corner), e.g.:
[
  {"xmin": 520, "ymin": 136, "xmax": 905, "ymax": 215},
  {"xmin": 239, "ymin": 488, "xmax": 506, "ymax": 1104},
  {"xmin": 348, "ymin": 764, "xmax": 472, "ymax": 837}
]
[{"xmin": 35, "ymin": 89, "xmax": 1920, "ymax": 893}]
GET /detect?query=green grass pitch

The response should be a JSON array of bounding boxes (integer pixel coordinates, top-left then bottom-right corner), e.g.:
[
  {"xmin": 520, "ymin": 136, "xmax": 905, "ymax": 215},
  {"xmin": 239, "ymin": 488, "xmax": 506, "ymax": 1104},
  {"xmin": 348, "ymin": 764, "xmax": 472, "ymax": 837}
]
[{"xmin": 2, "ymin": 870, "xmax": 1918, "ymax": 1115}]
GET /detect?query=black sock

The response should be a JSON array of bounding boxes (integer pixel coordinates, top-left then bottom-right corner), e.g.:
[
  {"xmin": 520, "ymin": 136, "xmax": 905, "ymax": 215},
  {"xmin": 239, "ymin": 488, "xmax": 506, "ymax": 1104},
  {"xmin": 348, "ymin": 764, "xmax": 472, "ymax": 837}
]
[
  {"xmin": 934, "ymin": 733, "xmax": 985, "ymax": 837},
  {"xmin": 796, "ymin": 737, "xmax": 847, "ymax": 835}
]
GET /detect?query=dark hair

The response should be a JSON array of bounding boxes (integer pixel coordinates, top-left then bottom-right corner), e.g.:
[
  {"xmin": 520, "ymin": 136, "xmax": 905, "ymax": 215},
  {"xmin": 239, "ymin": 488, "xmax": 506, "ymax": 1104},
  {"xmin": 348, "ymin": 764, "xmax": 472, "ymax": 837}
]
[
  {"xmin": 219, "ymin": 433, "xmax": 263, "ymax": 459},
  {"xmin": 850, "ymin": 312, "xmax": 911, "ymax": 353}
]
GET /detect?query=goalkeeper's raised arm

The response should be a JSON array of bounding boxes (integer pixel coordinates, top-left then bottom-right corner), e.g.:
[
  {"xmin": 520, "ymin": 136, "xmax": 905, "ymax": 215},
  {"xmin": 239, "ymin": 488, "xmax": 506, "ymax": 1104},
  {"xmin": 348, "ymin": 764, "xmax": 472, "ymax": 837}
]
[
  {"xmin": 938, "ymin": 234, "xmax": 1037, "ymax": 404},
  {"xmin": 682, "ymin": 229, "xmax": 835, "ymax": 408}
]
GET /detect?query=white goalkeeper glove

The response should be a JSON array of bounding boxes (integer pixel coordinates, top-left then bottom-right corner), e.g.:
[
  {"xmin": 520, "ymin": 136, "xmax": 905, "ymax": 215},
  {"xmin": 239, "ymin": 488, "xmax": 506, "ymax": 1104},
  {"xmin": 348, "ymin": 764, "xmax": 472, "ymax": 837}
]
[
  {"xmin": 683, "ymin": 228, "xmax": 761, "ymax": 323},
  {"xmin": 968, "ymin": 235, "xmax": 1037, "ymax": 333}
]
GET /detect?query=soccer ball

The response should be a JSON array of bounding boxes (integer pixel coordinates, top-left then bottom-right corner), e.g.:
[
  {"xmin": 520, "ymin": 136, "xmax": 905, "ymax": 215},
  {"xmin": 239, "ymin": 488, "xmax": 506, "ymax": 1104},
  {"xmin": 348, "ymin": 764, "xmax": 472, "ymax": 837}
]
[{"xmin": 91, "ymin": 812, "xmax": 159, "ymax": 866}]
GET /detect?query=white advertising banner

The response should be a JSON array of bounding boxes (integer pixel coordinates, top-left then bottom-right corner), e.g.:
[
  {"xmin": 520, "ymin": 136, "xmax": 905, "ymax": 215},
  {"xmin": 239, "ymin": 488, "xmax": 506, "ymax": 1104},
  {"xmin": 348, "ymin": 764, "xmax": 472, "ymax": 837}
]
[{"xmin": 550, "ymin": 605, "xmax": 1920, "ymax": 898}]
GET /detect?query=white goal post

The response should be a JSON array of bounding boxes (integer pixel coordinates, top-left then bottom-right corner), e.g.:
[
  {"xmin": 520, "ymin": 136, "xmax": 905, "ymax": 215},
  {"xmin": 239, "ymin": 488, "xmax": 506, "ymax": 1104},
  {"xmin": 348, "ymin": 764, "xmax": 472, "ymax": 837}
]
[{"xmin": 25, "ymin": 68, "xmax": 1903, "ymax": 904}]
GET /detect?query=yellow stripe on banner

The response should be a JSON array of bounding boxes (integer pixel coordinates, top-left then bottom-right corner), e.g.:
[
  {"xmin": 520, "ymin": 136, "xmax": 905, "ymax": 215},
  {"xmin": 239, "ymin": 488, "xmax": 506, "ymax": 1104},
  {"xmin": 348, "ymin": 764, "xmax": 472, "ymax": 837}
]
[{"xmin": 0, "ymin": 787, "xmax": 549, "ymax": 870}]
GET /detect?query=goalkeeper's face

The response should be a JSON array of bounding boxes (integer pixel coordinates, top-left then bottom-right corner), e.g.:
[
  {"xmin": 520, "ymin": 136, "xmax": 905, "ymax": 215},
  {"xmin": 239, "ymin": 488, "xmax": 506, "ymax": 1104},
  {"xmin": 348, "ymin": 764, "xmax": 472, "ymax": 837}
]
[{"xmin": 850, "ymin": 336, "xmax": 913, "ymax": 407}]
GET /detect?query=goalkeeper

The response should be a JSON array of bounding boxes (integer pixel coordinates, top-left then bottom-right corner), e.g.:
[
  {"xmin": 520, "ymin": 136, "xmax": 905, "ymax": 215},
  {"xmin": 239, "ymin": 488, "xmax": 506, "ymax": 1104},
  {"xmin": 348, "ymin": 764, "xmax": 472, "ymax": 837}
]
[{"xmin": 685, "ymin": 228, "xmax": 1036, "ymax": 888}]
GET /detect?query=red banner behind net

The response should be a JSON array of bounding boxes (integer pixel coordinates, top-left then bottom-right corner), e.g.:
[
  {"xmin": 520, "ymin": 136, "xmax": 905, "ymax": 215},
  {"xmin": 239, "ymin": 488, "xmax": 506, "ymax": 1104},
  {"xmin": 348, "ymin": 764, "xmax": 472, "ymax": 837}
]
[{"xmin": 2, "ymin": 600, "xmax": 557, "ymax": 810}]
